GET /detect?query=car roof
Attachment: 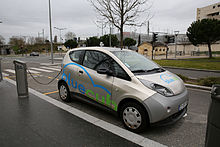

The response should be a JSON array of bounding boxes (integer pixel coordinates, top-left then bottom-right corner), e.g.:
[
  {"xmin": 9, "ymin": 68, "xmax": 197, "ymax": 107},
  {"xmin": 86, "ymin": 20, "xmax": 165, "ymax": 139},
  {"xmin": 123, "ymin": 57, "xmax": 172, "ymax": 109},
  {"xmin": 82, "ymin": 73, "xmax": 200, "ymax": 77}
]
[{"xmin": 69, "ymin": 47, "xmax": 131, "ymax": 52}]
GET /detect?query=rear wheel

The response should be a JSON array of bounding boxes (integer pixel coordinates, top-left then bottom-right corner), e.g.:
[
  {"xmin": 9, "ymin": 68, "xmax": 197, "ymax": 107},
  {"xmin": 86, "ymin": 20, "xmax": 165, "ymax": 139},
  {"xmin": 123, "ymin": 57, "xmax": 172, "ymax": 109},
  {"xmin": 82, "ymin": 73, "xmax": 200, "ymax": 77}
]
[
  {"xmin": 58, "ymin": 82, "xmax": 71, "ymax": 102},
  {"xmin": 120, "ymin": 102, "xmax": 149, "ymax": 133}
]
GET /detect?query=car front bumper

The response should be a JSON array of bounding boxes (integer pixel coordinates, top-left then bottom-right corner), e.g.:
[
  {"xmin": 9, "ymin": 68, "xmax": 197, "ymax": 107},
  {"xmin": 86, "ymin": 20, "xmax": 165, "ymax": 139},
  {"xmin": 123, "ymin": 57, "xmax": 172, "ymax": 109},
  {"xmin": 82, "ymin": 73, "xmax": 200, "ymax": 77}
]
[{"xmin": 143, "ymin": 88, "xmax": 188, "ymax": 124}]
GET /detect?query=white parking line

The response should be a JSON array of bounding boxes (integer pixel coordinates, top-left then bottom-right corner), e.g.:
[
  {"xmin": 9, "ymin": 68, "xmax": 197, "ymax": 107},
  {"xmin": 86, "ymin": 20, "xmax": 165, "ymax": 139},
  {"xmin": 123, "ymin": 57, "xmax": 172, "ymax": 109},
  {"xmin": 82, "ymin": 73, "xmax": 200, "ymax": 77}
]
[
  {"xmin": 40, "ymin": 63, "xmax": 60, "ymax": 66},
  {"xmin": 2, "ymin": 72, "xmax": 9, "ymax": 76},
  {"xmin": 30, "ymin": 67, "xmax": 53, "ymax": 73},
  {"xmin": 4, "ymin": 69, "xmax": 15, "ymax": 74},
  {"xmin": 40, "ymin": 66, "xmax": 61, "ymax": 71},
  {"xmin": 27, "ymin": 70, "xmax": 41, "ymax": 74},
  {"xmin": 5, "ymin": 69, "xmax": 40, "ymax": 74},
  {"xmin": 5, "ymin": 79, "xmax": 166, "ymax": 147}
]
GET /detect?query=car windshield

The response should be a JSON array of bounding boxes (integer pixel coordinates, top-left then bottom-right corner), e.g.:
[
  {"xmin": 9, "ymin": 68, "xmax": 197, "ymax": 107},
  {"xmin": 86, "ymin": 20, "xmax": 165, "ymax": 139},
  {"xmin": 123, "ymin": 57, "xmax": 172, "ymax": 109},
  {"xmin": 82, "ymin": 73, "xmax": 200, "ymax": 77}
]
[{"xmin": 111, "ymin": 50, "xmax": 161, "ymax": 73}]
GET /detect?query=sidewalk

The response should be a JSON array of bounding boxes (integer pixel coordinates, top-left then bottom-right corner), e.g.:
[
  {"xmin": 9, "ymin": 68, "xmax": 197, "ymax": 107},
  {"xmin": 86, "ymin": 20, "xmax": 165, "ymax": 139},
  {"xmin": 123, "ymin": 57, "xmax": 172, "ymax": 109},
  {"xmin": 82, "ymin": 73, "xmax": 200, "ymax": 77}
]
[
  {"xmin": 0, "ymin": 80, "xmax": 141, "ymax": 147},
  {"xmin": 154, "ymin": 54, "xmax": 220, "ymax": 60}
]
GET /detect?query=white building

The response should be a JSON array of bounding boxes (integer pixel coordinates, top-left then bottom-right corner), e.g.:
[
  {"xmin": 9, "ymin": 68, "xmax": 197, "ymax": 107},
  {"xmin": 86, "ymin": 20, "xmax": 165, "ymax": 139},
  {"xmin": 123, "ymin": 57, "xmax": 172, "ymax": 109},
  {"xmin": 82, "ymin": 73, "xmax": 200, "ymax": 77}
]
[{"xmin": 197, "ymin": 2, "xmax": 220, "ymax": 20}]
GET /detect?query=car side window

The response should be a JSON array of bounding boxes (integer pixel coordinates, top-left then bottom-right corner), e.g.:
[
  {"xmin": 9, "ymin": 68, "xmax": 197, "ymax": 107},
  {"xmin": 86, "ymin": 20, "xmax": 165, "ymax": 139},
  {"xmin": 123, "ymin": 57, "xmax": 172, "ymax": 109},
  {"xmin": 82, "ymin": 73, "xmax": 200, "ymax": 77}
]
[
  {"xmin": 83, "ymin": 51, "xmax": 110, "ymax": 70},
  {"xmin": 69, "ymin": 50, "xmax": 84, "ymax": 64},
  {"xmin": 112, "ymin": 62, "xmax": 131, "ymax": 81}
]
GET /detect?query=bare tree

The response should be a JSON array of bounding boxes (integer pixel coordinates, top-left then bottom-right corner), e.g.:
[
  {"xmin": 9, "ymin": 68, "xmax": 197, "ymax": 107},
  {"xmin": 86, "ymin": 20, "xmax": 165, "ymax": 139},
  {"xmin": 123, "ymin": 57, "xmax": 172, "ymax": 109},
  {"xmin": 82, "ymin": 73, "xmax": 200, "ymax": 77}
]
[
  {"xmin": 89, "ymin": 0, "xmax": 150, "ymax": 48},
  {"xmin": 9, "ymin": 36, "xmax": 25, "ymax": 47},
  {"xmin": 65, "ymin": 32, "xmax": 76, "ymax": 41},
  {"xmin": 27, "ymin": 36, "xmax": 36, "ymax": 45},
  {"xmin": 0, "ymin": 35, "xmax": 5, "ymax": 45},
  {"xmin": 9, "ymin": 36, "xmax": 26, "ymax": 54},
  {"xmin": 35, "ymin": 37, "xmax": 44, "ymax": 44}
]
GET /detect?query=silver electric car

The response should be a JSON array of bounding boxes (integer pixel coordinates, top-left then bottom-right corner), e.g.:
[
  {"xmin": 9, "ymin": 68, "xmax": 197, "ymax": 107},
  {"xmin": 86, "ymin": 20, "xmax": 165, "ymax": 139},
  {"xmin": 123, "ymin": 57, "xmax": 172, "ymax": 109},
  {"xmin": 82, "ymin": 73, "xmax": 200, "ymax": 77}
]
[{"xmin": 58, "ymin": 47, "xmax": 188, "ymax": 132}]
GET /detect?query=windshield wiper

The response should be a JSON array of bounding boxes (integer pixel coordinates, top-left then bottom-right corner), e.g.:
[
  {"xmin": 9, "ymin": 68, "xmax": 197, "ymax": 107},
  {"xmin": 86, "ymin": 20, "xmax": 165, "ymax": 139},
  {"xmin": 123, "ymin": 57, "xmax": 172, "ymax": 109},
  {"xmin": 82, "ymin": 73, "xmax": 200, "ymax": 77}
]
[
  {"xmin": 146, "ymin": 68, "xmax": 165, "ymax": 72},
  {"xmin": 131, "ymin": 69, "xmax": 147, "ymax": 73}
]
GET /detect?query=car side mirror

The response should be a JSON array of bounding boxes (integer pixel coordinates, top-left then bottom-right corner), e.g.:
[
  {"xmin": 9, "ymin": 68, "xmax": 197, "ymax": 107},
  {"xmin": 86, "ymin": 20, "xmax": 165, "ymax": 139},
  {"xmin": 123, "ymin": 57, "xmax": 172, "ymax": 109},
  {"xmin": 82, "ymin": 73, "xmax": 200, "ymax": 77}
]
[{"xmin": 97, "ymin": 68, "xmax": 113, "ymax": 76}]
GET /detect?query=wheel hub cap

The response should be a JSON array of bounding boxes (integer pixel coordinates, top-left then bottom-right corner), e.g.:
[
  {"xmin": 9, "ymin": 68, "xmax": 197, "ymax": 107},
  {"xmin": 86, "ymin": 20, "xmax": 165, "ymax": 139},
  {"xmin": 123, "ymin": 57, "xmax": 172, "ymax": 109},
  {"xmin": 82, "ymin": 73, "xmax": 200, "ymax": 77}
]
[
  {"xmin": 123, "ymin": 107, "xmax": 142, "ymax": 129},
  {"xmin": 60, "ymin": 85, "xmax": 67, "ymax": 100}
]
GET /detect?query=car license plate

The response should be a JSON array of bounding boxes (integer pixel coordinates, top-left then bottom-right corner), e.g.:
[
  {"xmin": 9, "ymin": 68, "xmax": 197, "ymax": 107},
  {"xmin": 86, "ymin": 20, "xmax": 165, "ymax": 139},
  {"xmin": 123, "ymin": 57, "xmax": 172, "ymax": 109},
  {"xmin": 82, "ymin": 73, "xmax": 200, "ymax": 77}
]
[{"xmin": 179, "ymin": 101, "xmax": 187, "ymax": 111}]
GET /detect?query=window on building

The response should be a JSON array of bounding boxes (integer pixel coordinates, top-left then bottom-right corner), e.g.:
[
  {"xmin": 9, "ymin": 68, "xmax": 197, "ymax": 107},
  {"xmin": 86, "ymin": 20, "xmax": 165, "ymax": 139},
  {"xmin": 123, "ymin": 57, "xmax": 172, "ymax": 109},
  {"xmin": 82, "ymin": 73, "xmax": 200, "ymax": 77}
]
[
  {"xmin": 163, "ymin": 49, "xmax": 165, "ymax": 51},
  {"xmin": 155, "ymin": 49, "xmax": 158, "ymax": 51},
  {"xmin": 159, "ymin": 49, "xmax": 162, "ymax": 51},
  {"xmin": 213, "ymin": 6, "xmax": 215, "ymax": 9},
  {"xmin": 211, "ymin": 12, "xmax": 219, "ymax": 16},
  {"xmin": 218, "ymin": 5, "xmax": 220, "ymax": 7}
]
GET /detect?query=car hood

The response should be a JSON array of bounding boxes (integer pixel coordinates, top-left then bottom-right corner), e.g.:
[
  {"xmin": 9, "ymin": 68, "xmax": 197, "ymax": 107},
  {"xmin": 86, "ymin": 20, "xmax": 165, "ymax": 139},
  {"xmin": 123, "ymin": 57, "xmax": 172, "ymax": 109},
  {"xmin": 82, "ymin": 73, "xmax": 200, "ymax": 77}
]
[{"xmin": 136, "ymin": 71, "xmax": 185, "ymax": 95}]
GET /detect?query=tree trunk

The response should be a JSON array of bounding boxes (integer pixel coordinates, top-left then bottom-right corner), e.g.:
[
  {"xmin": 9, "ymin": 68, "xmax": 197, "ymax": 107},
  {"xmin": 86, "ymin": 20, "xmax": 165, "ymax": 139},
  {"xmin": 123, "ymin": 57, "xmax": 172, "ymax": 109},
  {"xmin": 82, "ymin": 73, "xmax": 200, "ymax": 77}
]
[
  {"xmin": 120, "ymin": 27, "xmax": 123, "ymax": 49},
  {"xmin": 120, "ymin": 0, "xmax": 124, "ymax": 49},
  {"xmin": 208, "ymin": 43, "xmax": 212, "ymax": 58}
]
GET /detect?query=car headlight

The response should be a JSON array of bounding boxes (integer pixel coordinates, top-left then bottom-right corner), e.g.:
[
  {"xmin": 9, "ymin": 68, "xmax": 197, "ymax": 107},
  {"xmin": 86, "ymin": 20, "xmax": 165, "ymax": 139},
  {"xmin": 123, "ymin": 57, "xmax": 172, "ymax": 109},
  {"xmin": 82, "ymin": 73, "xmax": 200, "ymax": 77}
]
[
  {"xmin": 139, "ymin": 79, "xmax": 174, "ymax": 97},
  {"xmin": 150, "ymin": 83, "xmax": 174, "ymax": 97}
]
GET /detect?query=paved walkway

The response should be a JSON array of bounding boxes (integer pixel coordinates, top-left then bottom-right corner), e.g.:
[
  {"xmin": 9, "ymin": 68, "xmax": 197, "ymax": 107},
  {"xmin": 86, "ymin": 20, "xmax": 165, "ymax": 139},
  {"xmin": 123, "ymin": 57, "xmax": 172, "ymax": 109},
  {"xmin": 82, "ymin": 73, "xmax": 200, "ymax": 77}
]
[
  {"xmin": 165, "ymin": 67, "xmax": 220, "ymax": 79},
  {"xmin": 153, "ymin": 54, "xmax": 220, "ymax": 60},
  {"xmin": 0, "ymin": 80, "xmax": 140, "ymax": 147}
]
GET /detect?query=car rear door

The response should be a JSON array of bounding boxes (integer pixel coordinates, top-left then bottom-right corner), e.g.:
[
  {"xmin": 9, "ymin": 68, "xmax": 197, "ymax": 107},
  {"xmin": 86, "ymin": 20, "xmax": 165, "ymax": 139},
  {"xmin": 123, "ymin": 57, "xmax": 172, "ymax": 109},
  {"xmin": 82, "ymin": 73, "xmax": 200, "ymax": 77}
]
[{"xmin": 62, "ymin": 50, "xmax": 85, "ymax": 94}]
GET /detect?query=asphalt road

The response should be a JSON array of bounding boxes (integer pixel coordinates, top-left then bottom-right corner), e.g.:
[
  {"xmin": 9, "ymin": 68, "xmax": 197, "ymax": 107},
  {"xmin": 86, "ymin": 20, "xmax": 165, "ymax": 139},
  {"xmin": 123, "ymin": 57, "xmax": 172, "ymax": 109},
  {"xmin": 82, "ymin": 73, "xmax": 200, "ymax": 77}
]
[{"xmin": 1, "ymin": 55, "xmax": 212, "ymax": 147}]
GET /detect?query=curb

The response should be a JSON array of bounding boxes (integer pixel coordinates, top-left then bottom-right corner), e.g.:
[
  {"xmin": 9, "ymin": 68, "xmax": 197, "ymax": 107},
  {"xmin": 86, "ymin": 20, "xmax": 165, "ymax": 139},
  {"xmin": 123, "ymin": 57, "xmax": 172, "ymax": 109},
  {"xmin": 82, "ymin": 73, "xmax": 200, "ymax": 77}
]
[
  {"xmin": 185, "ymin": 83, "xmax": 211, "ymax": 91},
  {"xmin": 163, "ymin": 66, "xmax": 220, "ymax": 73}
]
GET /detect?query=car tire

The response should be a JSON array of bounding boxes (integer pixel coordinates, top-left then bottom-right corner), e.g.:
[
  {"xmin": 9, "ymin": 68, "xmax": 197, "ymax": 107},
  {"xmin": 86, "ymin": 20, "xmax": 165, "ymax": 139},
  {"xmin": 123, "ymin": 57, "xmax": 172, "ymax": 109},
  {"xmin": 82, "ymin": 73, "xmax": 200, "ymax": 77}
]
[
  {"xmin": 120, "ymin": 102, "xmax": 149, "ymax": 133},
  {"xmin": 58, "ymin": 82, "xmax": 71, "ymax": 102}
]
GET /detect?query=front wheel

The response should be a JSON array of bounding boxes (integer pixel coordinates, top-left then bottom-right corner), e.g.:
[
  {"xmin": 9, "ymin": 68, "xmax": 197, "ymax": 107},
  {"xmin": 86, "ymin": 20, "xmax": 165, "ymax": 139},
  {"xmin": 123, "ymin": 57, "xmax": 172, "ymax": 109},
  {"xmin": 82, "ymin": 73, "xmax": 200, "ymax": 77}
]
[
  {"xmin": 58, "ymin": 82, "xmax": 71, "ymax": 102},
  {"xmin": 120, "ymin": 102, "xmax": 149, "ymax": 133}
]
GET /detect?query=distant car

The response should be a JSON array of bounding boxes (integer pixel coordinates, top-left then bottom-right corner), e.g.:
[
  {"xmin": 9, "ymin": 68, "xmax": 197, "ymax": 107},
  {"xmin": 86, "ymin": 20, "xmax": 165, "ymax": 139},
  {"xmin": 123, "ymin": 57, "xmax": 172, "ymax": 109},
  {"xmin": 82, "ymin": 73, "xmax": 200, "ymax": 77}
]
[
  {"xmin": 30, "ymin": 52, "xmax": 39, "ymax": 56},
  {"xmin": 58, "ymin": 47, "xmax": 188, "ymax": 132}
]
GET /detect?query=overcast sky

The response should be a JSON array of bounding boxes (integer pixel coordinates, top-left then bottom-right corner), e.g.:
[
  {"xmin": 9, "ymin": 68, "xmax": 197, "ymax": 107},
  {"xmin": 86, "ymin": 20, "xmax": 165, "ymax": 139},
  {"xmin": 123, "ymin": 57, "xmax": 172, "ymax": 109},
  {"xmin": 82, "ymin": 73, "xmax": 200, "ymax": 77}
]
[{"xmin": 0, "ymin": 0, "xmax": 219, "ymax": 43}]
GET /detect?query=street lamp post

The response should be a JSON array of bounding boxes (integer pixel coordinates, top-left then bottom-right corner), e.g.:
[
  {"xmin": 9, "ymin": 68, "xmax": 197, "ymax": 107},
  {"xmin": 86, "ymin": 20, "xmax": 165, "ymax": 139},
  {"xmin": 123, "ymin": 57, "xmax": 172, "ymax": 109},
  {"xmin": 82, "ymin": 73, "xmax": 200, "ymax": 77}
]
[
  {"xmin": 54, "ymin": 27, "xmax": 67, "ymax": 43},
  {"xmin": 174, "ymin": 31, "xmax": 179, "ymax": 58},
  {"xmin": 48, "ymin": 0, "xmax": 54, "ymax": 64}
]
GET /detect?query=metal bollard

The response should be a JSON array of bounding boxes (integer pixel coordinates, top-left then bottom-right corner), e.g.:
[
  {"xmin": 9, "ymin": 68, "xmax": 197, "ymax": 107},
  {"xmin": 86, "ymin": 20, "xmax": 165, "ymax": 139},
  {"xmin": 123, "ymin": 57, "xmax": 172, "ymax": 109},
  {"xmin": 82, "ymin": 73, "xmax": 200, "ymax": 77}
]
[
  {"xmin": 205, "ymin": 85, "xmax": 220, "ymax": 147},
  {"xmin": 13, "ymin": 60, "xmax": 29, "ymax": 98},
  {"xmin": 0, "ymin": 58, "xmax": 2, "ymax": 81}
]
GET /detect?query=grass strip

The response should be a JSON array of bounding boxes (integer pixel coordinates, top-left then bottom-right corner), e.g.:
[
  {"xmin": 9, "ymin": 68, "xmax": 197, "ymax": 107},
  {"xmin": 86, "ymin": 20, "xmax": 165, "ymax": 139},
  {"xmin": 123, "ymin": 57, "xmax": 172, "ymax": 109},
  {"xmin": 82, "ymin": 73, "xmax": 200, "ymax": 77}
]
[{"xmin": 154, "ymin": 57, "xmax": 220, "ymax": 70}]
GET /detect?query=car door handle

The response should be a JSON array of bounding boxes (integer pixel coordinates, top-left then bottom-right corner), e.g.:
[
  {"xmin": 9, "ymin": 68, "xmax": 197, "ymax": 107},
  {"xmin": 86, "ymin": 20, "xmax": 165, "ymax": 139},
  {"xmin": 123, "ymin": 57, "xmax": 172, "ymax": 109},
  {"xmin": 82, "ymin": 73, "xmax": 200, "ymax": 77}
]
[{"xmin": 79, "ymin": 70, "xmax": 83, "ymax": 74}]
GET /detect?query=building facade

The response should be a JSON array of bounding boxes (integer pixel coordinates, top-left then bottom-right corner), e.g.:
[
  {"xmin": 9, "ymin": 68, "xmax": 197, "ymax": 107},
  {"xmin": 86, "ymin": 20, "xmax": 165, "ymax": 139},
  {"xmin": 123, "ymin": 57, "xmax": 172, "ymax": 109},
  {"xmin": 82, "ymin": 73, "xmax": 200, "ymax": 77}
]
[
  {"xmin": 197, "ymin": 2, "xmax": 220, "ymax": 20},
  {"xmin": 138, "ymin": 42, "xmax": 167, "ymax": 56},
  {"xmin": 0, "ymin": 45, "xmax": 12, "ymax": 55}
]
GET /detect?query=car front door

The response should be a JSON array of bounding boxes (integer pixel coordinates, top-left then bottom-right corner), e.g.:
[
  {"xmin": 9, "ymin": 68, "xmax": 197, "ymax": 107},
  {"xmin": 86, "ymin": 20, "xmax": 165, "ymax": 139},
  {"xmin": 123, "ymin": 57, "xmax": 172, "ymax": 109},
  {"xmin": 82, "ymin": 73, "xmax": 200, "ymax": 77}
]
[{"xmin": 79, "ymin": 50, "xmax": 115, "ymax": 110}]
